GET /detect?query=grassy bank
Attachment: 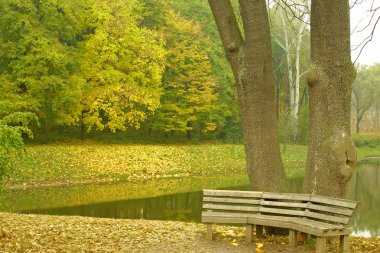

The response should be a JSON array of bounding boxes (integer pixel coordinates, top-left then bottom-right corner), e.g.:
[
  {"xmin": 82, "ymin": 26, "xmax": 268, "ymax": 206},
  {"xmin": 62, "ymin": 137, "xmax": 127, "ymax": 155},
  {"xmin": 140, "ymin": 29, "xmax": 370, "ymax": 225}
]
[
  {"xmin": 5, "ymin": 143, "xmax": 243, "ymax": 188},
  {"xmin": 3, "ymin": 142, "xmax": 378, "ymax": 189},
  {"xmin": 4, "ymin": 143, "xmax": 306, "ymax": 188}
]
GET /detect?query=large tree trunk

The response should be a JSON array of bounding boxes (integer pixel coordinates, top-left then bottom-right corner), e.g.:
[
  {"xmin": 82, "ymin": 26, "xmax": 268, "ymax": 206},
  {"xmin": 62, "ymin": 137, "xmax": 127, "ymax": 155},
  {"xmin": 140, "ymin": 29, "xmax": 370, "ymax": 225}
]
[
  {"xmin": 209, "ymin": 0, "xmax": 288, "ymax": 191},
  {"xmin": 304, "ymin": 0, "xmax": 357, "ymax": 198}
]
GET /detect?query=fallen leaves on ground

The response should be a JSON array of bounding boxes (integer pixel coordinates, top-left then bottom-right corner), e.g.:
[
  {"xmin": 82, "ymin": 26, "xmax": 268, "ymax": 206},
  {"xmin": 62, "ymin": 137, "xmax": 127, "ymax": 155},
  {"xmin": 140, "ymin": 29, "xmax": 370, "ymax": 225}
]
[
  {"xmin": 6, "ymin": 144, "xmax": 247, "ymax": 189},
  {"xmin": 0, "ymin": 213, "xmax": 379, "ymax": 252},
  {"xmin": 0, "ymin": 213, "xmax": 253, "ymax": 253}
]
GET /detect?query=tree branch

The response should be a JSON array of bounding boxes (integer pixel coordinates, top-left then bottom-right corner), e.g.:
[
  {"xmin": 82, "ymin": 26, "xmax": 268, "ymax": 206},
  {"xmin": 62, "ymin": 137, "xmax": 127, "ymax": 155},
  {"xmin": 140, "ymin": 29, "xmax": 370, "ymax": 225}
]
[{"xmin": 208, "ymin": 0, "xmax": 243, "ymax": 80}]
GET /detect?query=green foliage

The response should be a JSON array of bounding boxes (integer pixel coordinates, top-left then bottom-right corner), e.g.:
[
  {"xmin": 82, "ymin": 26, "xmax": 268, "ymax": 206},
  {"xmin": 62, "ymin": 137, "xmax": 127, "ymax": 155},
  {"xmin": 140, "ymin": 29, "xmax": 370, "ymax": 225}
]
[
  {"xmin": 0, "ymin": 112, "xmax": 37, "ymax": 179},
  {"xmin": 149, "ymin": 10, "xmax": 218, "ymax": 136},
  {"xmin": 166, "ymin": 0, "xmax": 241, "ymax": 141},
  {"xmin": 70, "ymin": 0, "xmax": 165, "ymax": 133},
  {"xmin": 353, "ymin": 64, "xmax": 380, "ymax": 133},
  {"xmin": 0, "ymin": 0, "xmax": 94, "ymax": 129}
]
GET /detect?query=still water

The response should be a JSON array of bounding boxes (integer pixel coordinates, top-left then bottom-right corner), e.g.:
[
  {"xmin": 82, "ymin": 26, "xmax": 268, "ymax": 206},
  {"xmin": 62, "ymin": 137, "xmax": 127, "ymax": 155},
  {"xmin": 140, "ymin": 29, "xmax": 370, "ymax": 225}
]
[{"xmin": 2, "ymin": 159, "xmax": 379, "ymax": 237}]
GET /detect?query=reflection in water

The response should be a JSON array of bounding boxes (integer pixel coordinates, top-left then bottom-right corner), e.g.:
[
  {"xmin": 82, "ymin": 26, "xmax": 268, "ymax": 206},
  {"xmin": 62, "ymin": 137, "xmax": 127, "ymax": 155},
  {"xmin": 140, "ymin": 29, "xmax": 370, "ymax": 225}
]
[
  {"xmin": 26, "ymin": 192, "xmax": 204, "ymax": 222},
  {"xmin": 348, "ymin": 160, "xmax": 380, "ymax": 237},
  {"xmin": 2, "ymin": 160, "xmax": 380, "ymax": 237}
]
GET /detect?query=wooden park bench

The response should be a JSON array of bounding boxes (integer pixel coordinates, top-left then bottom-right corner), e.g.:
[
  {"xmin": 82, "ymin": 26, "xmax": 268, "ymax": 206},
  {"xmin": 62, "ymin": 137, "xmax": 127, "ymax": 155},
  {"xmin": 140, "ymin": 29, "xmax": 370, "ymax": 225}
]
[{"xmin": 202, "ymin": 189, "xmax": 357, "ymax": 253}]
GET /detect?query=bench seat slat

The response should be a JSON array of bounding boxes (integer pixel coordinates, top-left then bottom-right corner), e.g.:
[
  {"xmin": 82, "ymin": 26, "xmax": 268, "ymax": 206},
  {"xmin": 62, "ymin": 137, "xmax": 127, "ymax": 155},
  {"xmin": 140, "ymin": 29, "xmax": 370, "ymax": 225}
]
[
  {"xmin": 260, "ymin": 200, "xmax": 308, "ymax": 208},
  {"xmin": 203, "ymin": 197, "xmax": 260, "ymax": 205},
  {"xmin": 308, "ymin": 203, "xmax": 354, "ymax": 216},
  {"xmin": 202, "ymin": 215, "xmax": 248, "ymax": 224},
  {"xmin": 259, "ymin": 207, "xmax": 304, "ymax": 216},
  {"xmin": 203, "ymin": 212, "xmax": 342, "ymax": 231},
  {"xmin": 262, "ymin": 192, "xmax": 310, "ymax": 201},
  {"xmin": 203, "ymin": 203, "xmax": 259, "ymax": 212},
  {"xmin": 305, "ymin": 210, "xmax": 350, "ymax": 224},
  {"xmin": 203, "ymin": 189, "xmax": 262, "ymax": 198},
  {"xmin": 310, "ymin": 195, "xmax": 357, "ymax": 209}
]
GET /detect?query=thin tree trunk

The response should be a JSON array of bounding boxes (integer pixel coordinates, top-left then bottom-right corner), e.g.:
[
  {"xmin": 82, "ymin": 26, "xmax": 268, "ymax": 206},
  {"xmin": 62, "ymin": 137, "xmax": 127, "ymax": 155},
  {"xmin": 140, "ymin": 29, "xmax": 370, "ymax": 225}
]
[
  {"xmin": 209, "ymin": 0, "xmax": 288, "ymax": 191},
  {"xmin": 80, "ymin": 111, "xmax": 87, "ymax": 140},
  {"xmin": 279, "ymin": 7, "xmax": 306, "ymax": 142},
  {"xmin": 292, "ymin": 21, "xmax": 307, "ymax": 140},
  {"xmin": 356, "ymin": 118, "xmax": 360, "ymax": 134},
  {"xmin": 304, "ymin": 0, "xmax": 357, "ymax": 198},
  {"xmin": 186, "ymin": 121, "xmax": 192, "ymax": 140},
  {"xmin": 375, "ymin": 105, "xmax": 380, "ymax": 131},
  {"xmin": 356, "ymin": 107, "xmax": 361, "ymax": 134},
  {"xmin": 280, "ymin": 11, "xmax": 295, "ymax": 125}
]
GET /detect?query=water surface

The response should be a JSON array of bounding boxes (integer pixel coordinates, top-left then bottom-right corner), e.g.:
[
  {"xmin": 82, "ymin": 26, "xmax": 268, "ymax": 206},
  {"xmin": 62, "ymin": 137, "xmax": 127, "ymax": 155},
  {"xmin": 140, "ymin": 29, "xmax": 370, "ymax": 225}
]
[{"xmin": 2, "ymin": 160, "xmax": 379, "ymax": 237}]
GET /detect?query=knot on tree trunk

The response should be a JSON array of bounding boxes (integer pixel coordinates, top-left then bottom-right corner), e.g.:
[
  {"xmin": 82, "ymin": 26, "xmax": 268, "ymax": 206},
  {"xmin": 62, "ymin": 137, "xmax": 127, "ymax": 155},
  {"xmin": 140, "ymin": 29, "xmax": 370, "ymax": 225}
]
[
  {"xmin": 307, "ymin": 65, "xmax": 324, "ymax": 87},
  {"xmin": 227, "ymin": 41, "xmax": 240, "ymax": 52},
  {"xmin": 324, "ymin": 134, "xmax": 356, "ymax": 183}
]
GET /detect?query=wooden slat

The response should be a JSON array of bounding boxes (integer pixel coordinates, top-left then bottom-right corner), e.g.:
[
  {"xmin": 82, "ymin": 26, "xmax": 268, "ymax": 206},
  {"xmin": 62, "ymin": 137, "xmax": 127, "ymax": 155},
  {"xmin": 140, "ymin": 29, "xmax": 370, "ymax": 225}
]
[
  {"xmin": 308, "ymin": 203, "xmax": 353, "ymax": 216},
  {"xmin": 203, "ymin": 189, "xmax": 263, "ymax": 198},
  {"xmin": 292, "ymin": 225, "xmax": 351, "ymax": 237},
  {"xmin": 260, "ymin": 200, "xmax": 308, "ymax": 208},
  {"xmin": 203, "ymin": 197, "xmax": 260, "ymax": 205},
  {"xmin": 310, "ymin": 195, "xmax": 357, "ymax": 209},
  {"xmin": 246, "ymin": 216, "xmax": 295, "ymax": 229},
  {"xmin": 259, "ymin": 207, "xmax": 304, "ymax": 216},
  {"xmin": 305, "ymin": 210, "xmax": 350, "ymax": 224},
  {"xmin": 292, "ymin": 217, "xmax": 341, "ymax": 230},
  {"xmin": 202, "ymin": 216, "xmax": 247, "ymax": 224},
  {"xmin": 202, "ymin": 212, "xmax": 259, "ymax": 224},
  {"xmin": 262, "ymin": 192, "xmax": 310, "ymax": 201},
  {"xmin": 202, "ymin": 211, "xmax": 260, "ymax": 219},
  {"xmin": 203, "ymin": 212, "xmax": 350, "ymax": 237},
  {"xmin": 203, "ymin": 203, "xmax": 259, "ymax": 212}
]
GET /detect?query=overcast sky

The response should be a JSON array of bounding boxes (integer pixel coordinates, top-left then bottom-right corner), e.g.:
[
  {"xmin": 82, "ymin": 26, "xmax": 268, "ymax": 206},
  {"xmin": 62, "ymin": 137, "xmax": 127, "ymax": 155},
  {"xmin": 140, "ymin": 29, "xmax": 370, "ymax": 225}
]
[{"xmin": 350, "ymin": 0, "xmax": 380, "ymax": 66}]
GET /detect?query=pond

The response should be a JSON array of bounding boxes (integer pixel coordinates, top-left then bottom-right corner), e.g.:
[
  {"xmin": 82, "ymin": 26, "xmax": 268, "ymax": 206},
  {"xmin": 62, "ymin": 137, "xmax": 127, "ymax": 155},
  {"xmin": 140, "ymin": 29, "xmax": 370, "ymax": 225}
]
[{"xmin": 2, "ymin": 159, "xmax": 379, "ymax": 237}]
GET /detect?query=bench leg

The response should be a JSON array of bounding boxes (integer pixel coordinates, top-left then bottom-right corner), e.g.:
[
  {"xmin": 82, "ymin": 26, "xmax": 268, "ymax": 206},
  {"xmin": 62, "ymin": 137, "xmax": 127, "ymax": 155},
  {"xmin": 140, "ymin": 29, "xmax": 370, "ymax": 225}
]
[
  {"xmin": 340, "ymin": 235, "xmax": 350, "ymax": 253},
  {"xmin": 245, "ymin": 224, "xmax": 253, "ymax": 243},
  {"xmin": 206, "ymin": 223, "xmax": 213, "ymax": 241},
  {"xmin": 256, "ymin": 225, "xmax": 263, "ymax": 238},
  {"xmin": 289, "ymin": 229, "xmax": 297, "ymax": 248},
  {"xmin": 316, "ymin": 237, "xmax": 326, "ymax": 253}
]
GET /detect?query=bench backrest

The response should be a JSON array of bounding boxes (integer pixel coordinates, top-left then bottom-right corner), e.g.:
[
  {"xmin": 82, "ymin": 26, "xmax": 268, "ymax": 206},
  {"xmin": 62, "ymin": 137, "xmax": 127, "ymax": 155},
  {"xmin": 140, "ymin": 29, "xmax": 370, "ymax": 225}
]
[{"xmin": 203, "ymin": 189, "xmax": 357, "ymax": 226}]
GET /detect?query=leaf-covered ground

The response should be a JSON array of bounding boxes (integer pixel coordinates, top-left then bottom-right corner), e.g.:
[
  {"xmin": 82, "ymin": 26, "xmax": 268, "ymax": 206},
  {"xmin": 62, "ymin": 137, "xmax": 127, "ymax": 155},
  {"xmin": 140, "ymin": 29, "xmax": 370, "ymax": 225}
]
[
  {"xmin": 0, "ymin": 213, "xmax": 379, "ymax": 252},
  {"xmin": 5, "ymin": 143, "xmax": 309, "ymax": 189},
  {"xmin": 7, "ymin": 142, "xmax": 378, "ymax": 190}
]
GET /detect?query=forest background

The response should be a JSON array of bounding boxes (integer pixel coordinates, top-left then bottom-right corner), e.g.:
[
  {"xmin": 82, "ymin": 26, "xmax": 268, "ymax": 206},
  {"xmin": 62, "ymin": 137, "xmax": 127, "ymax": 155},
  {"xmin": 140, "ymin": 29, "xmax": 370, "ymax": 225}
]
[{"xmin": 0, "ymin": 0, "xmax": 379, "ymax": 146}]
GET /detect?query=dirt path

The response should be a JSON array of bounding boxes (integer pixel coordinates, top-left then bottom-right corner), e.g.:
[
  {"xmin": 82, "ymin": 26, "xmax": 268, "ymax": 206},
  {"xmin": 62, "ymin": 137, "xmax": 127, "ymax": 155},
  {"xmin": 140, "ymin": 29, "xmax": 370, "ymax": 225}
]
[{"xmin": 0, "ymin": 213, "xmax": 378, "ymax": 252}]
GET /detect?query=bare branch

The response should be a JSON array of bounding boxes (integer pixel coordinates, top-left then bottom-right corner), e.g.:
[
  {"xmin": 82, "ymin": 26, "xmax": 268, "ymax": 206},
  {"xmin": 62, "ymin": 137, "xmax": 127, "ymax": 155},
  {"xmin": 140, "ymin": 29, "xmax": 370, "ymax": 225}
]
[{"xmin": 353, "ymin": 15, "xmax": 380, "ymax": 63}]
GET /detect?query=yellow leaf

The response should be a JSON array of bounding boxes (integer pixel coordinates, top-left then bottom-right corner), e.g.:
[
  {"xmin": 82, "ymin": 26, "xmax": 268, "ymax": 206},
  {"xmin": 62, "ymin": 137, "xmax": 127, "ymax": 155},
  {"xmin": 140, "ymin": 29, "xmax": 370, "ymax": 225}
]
[{"xmin": 256, "ymin": 242, "xmax": 264, "ymax": 248}]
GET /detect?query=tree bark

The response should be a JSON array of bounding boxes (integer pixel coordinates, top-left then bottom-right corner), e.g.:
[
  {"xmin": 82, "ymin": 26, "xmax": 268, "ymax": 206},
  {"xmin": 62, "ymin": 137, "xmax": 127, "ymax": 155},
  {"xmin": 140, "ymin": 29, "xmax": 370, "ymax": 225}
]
[
  {"xmin": 209, "ymin": 0, "xmax": 288, "ymax": 191},
  {"xmin": 304, "ymin": 0, "xmax": 357, "ymax": 198}
]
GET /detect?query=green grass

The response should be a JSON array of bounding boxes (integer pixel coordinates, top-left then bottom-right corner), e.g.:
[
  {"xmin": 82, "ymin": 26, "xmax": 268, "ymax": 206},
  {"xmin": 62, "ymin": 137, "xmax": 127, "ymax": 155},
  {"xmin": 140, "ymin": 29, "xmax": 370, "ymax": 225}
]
[
  {"xmin": 3, "ymin": 140, "xmax": 378, "ymax": 188},
  {"xmin": 354, "ymin": 133, "xmax": 380, "ymax": 159},
  {"xmin": 353, "ymin": 133, "xmax": 380, "ymax": 148}
]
